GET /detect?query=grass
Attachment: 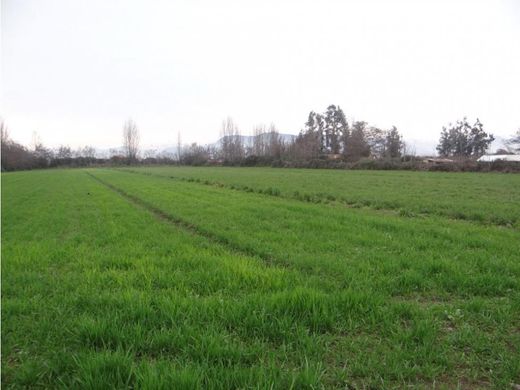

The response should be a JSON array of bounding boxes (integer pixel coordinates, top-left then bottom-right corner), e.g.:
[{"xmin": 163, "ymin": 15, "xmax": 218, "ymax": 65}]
[
  {"xmin": 2, "ymin": 168, "xmax": 520, "ymax": 389},
  {"xmin": 122, "ymin": 166, "xmax": 520, "ymax": 228}
]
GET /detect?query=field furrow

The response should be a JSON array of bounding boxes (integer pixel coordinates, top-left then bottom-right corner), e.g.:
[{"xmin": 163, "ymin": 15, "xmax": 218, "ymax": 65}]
[{"xmin": 120, "ymin": 166, "xmax": 520, "ymax": 228}]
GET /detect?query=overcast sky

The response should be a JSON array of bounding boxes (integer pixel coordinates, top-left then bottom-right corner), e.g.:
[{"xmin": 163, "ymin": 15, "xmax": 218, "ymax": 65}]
[{"xmin": 1, "ymin": 0, "xmax": 519, "ymax": 152}]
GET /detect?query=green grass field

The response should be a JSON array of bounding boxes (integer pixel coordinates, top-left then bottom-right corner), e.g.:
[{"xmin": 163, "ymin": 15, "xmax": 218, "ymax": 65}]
[
  {"xmin": 123, "ymin": 166, "xmax": 520, "ymax": 228},
  {"xmin": 2, "ymin": 168, "xmax": 520, "ymax": 389}
]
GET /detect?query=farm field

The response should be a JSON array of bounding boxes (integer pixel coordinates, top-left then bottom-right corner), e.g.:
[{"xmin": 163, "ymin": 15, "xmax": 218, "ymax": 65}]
[
  {"xmin": 2, "ymin": 168, "xmax": 520, "ymax": 389},
  {"xmin": 123, "ymin": 166, "xmax": 520, "ymax": 228}
]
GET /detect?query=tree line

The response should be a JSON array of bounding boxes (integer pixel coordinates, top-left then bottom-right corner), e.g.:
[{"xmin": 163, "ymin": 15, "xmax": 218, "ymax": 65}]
[
  {"xmin": 2, "ymin": 109, "xmax": 518, "ymax": 171},
  {"xmin": 181, "ymin": 105, "xmax": 408, "ymax": 166},
  {"xmin": 1, "ymin": 123, "xmax": 100, "ymax": 171}
]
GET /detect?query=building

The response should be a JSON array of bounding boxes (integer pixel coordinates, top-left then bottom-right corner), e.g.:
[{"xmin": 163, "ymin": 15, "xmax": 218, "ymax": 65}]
[{"xmin": 477, "ymin": 154, "xmax": 520, "ymax": 162}]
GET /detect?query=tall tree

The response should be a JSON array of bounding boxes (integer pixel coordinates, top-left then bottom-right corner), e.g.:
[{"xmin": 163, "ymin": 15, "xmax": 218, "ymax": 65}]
[
  {"xmin": 220, "ymin": 117, "xmax": 243, "ymax": 163},
  {"xmin": 366, "ymin": 127, "xmax": 387, "ymax": 158},
  {"xmin": 345, "ymin": 121, "xmax": 370, "ymax": 161},
  {"xmin": 385, "ymin": 126, "xmax": 404, "ymax": 158},
  {"xmin": 266, "ymin": 123, "xmax": 284, "ymax": 159},
  {"xmin": 123, "ymin": 119, "xmax": 140, "ymax": 163},
  {"xmin": 468, "ymin": 119, "xmax": 494, "ymax": 156},
  {"xmin": 324, "ymin": 105, "xmax": 348, "ymax": 154},
  {"xmin": 177, "ymin": 131, "xmax": 183, "ymax": 163},
  {"xmin": 305, "ymin": 112, "xmax": 317, "ymax": 134},
  {"xmin": 436, "ymin": 127, "xmax": 452, "ymax": 157},
  {"xmin": 252, "ymin": 124, "xmax": 267, "ymax": 157},
  {"xmin": 316, "ymin": 113, "xmax": 325, "ymax": 154}
]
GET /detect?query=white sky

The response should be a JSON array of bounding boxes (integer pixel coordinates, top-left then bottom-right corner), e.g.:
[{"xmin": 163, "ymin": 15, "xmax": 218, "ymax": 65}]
[{"xmin": 1, "ymin": 0, "xmax": 519, "ymax": 151}]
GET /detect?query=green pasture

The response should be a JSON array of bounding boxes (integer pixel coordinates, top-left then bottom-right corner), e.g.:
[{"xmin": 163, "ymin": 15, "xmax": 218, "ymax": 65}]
[{"xmin": 2, "ymin": 168, "xmax": 519, "ymax": 389}]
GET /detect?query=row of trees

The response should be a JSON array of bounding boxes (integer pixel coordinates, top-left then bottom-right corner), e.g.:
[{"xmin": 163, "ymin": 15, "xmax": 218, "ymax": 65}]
[
  {"xmin": 177, "ymin": 107, "xmax": 407, "ymax": 166},
  {"xmin": 216, "ymin": 119, "xmax": 286, "ymax": 164},
  {"xmin": 1, "ymin": 119, "xmax": 146, "ymax": 171},
  {"xmin": 177, "ymin": 113, "xmax": 517, "ymax": 165},
  {"xmin": 124, "ymin": 113, "xmax": 516, "ymax": 164},
  {"xmin": 2, "ymin": 112, "xmax": 517, "ymax": 171},
  {"xmin": 289, "ymin": 105, "xmax": 405, "ymax": 162},
  {"xmin": 1, "ymin": 122, "xmax": 104, "ymax": 171}
]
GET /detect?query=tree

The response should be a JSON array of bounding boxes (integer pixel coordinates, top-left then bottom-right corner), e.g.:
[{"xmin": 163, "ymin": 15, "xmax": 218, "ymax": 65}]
[
  {"xmin": 304, "ymin": 112, "xmax": 324, "ymax": 156},
  {"xmin": 123, "ymin": 119, "xmax": 140, "ymax": 163},
  {"xmin": 266, "ymin": 123, "xmax": 284, "ymax": 159},
  {"xmin": 31, "ymin": 132, "xmax": 53, "ymax": 168},
  {"xmin": 1, "ymin": 122, "xmax": 35, "ymax": 171},
  {"xmin": 220, "ymin": 117, "xmax": 243, "ymax": 163},
  {"xmin": 436, "ymin": 118, "xmax": 494, "ymax": 158},
  {"xmin": 252, "ymin": 124, "xmax": 267, "ymax": 157},
  {"xmin": 469, "ymin": 119, "xmax": 493, "ymax": 156},
  {"xmin": 315, "ymin": 113, "xmax": 325, "ymax": 154},
  {"xmin": 324, "ymin": 105, "xmax": 348, "ymax": 154},
  {"xmin": 507, "ymin": 129, "xmax": 520, "ymax": 152},
  {"xmin": 366, "ymin": 127, "xmax": 387, "ymax": 158},
  {"xmin": 436, "ymin": 127, "xmax": 452, "ymax": 157},
  {"xmin": 345, "ymin": 121, "xmax": 370, "ymax": 161},
  {"xmin": 385, "ymin": 126, "xmax": 404, "ymax": 158},
  {"xmin": 1, "ymin": 120, "xmax": 8, "ymax": 144},
  {"xmin": 56, "ymin": 145, "xmax": 72, "ymax": 159},
  {"xmin": 82, "ymin": 146, "xmax": 96, "ymax": 159},
  {"xmin": 182, "ymin": 143, "xmax": 210, "ymax": 165},
  {"xmin": 177, "ymin": 131, "xmax": 183, "ymax": 163}
]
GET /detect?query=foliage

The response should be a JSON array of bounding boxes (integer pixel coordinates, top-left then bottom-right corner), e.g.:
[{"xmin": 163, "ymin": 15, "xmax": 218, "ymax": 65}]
[
  {"xmin": 507, "ymin": 128, "xmax": 520, "ymax": 152},
  {"xmin": 436, "ymin": 118, "xmax": 494, "ymax": 158}
]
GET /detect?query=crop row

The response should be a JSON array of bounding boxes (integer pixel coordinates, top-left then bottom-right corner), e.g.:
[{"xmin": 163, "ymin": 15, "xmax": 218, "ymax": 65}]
[{"xmin": 121, "ymin": 166, "xmax": 520, "ymax": 228}]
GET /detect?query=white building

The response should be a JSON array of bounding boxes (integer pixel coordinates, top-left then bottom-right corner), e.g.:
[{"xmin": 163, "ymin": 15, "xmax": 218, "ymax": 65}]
[{"xmin": 477, "ymin": 154, "xmax": 520, "ymax": 162}]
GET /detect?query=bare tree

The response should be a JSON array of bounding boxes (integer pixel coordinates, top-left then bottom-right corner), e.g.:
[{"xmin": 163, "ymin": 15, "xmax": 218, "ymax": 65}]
[
  {"xmin": 183, "ymin": 142, "xmax": 210, "ymax": 165},
  {"xmin": 220, "ymin": 117, "xmax": 243, "ymax": 163},
  {"xmin": 1, "ymin": 121, "xmax": 36, "ymax": 171},
  {"xmin": 252, "ymin": 124, "xmax": 267, "ymax": 156},
  {"xmin": 266, "ymin": 123, "xmax": 284, "ymax": 159},
  {"xmin": 56, "ymin": 145, "xmax": 72, "ymax": 159},
  {"xmin": 82, "ymin": 146, "xmax": 97, "ymax": 159},
  {"xmin": 1, "ymin": 120, "xmax": 8, "ymax": 144},
  {"xmin": 177, "ymin": 131, "xmax": 182, "ymax": 163},
  {"xmin": 123, "ymin": 119, "xmax": 140, "ymax": 163}
]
